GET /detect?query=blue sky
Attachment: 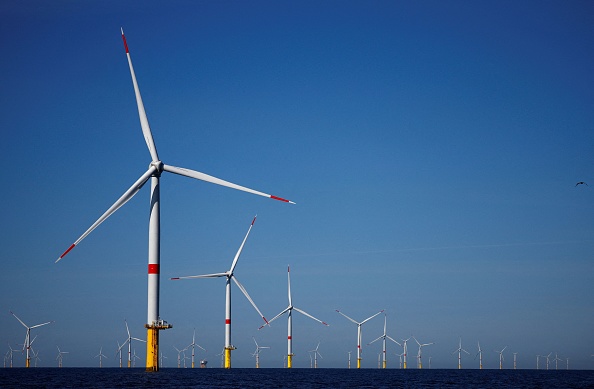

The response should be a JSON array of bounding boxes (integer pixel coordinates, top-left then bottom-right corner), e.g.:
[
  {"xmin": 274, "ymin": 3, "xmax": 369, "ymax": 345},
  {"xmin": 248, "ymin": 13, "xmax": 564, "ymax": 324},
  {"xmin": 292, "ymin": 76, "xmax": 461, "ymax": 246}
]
[{"xmin": 1, "ymin": 1, "xmax": 593, "ymax": 369}]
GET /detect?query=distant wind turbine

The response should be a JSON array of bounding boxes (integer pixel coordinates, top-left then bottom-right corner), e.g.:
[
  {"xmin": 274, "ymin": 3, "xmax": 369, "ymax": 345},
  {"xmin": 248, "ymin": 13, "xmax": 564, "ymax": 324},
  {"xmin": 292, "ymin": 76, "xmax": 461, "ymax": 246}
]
[
  {"xmin": 95, "ymin": 347, "xmax": 108, "ymax": 368},
  {"xmin": 336, "ymin": 309, "xmax": 384, "ymax": 368},
  {"xmin": 495, "ymin": 346, "xmax": 507, "ymax": 369},
  {"xmin": 56, "ymin": 347, "xmax": 68, "ymax": 368},
  {"xmin": 401, "ymin": 338, "xmax": 411, "ymax": 369},
  {"xmin": 187, "ymin": 329, "xmax": 206, "ymax": 368},
  {"xmin": 252, "ymin": 337, "xmax": 270, "ymax": 368},
  {"xmin": 413, "ymin": 336, "xmax": 433, "ymax": 369},
  {"xmin": 261, "ymin": 266, "xmax": 328, "ymax": 368},
  {"xmin": 55, "ymin": 29, "xmax": 294, "ymax": 372},
  {"xmin": 172, "ymin": 216, "xmax": 268, "ymax": 369},
  {"xmin": 309, "ymin": 341, "xmax": 323, "ymax": 369},
  {"xmin": 553, "ymin": 353, "xmax": 562, "ymax": 370},
  {"xmin": 513, "ymin": 352, "xmax": 517, "ymax": 370},
  {"xmin": 173, "ymin": 346, "xmax": 187, "ymax": 368},
  {"xmin": 9, "ymin": 311, "xmax": 53, "ymax": 368},
  {"xmin": 117, "ymin": 319, "xmax": 146, "ymax": 368},
  {"xmin": 545, "ymin": 352, "xmax": 552, "ymax": 370},
  {"xmin": 368, "ymin": 314, "xmax": 400, "ymax": 369},
  {"xmin": 475, "ymin": 341, "xmax": 483, "ymax": 370},
  {"xmin": 452, "ymin": 337, "xmax": 470, "ymax": 369}
]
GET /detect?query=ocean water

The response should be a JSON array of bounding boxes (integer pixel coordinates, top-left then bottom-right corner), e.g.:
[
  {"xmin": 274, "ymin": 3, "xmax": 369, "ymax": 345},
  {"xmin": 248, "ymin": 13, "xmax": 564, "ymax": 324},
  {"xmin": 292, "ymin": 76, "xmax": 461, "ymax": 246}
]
[{"xmin": 1, "ymin": 368, "xmax": 593, "ymax": 388}]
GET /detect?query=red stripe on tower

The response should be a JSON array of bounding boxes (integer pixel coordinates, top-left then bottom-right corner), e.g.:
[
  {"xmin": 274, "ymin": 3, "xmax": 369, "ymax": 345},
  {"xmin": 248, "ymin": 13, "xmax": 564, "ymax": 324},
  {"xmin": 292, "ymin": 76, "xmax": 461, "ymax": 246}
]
[
  {"xmin": 225, "ymin": 319, "xmax": 231, "ymax": 324},
  {"xmin": 148, "ymin": 264, "xmax": 159, "ymax": 274},
  {"xmin": 288, "ymin": 336, "xmax": 292, "ymax": 340}
]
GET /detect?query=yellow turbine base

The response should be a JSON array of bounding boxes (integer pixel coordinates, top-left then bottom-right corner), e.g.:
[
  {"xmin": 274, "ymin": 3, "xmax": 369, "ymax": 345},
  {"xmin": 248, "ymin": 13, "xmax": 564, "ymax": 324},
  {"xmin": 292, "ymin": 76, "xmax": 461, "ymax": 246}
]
[
  {"xmin": 403, "ymin": 361, "xmax": 407, "ymax": 369},
  {"xmin": 383, "ymin": 360, "xmax": 386, "ymax": 369},
  {"xmin": 26, "ymin": 358, "xmax": 30, "ymax": 368},
  {"xmin": 145, "ymin": 322, "xmax": 172, "ymax": 372},
  {"xmin": 287, "ymin": 354, "xmax": 293, "ymax": 369},
  {"xmin": 224, "ymin": 348, "xmax": 232, "ymax": 369},
  {"xmin": 357, "ymin": 358, "xmax": 361, "ymax": 369}
]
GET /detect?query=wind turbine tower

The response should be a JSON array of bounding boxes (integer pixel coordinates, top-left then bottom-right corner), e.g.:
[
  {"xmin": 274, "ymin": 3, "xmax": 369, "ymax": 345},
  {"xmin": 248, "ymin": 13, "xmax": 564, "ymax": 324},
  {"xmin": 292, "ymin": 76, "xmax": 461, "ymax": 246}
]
[
  {"xmin": 337, "ymin": 309, "xmax": 384, "ymax": 368},
  {"xmin": 413, "ymin": 336, "xmax": 433, "ymax": 369},
  {"xmin": 513, "ymin": 352, "xmax": 517, "ymax": 370},
  {"xmin": 56, "ymin": 347, "xmax": 68, "ymax": 368},
  {"xmin": 475, "ymin": 341, "xmax": 483, "ymax": 369},
  {"xmin": 9, "ymin": 311, "xmax": 53, "ymax": 368},
  {"xmin": 117, "ymin": 320, "xmax": 146, "ymax": 368},
  {"xmin": 495, "ymin": 346, "xmax": 507, "ymax": 369},
  {"xmin": 452, "ymin": 337, "xmax": 469, "ymax": 369},
  {"xmin": 368, "ymin": 314, "xmax": 400, "ymax": 369},
  {"xmin": 252, "ymin": 337, "xmax": 270, "ymax": 368},
  {"xmin": 95, "ymin": 347, "xmax": 108, "ymax": 368},
  {"xmin": 172, "ymin": 217, "xmax": 269, "ymax": 368},
  {"xmin": 309, "ymin": 342, "xmax": 323, "ymax": 369},
  {"xmin": 402, "ymin": 338, "xmax": 411, "ymax": 369},
  {"xmin": 187, "ymin": 329, "xmax": 206, "ymax": 368},
  {"xmin": 262, "ymin": 266, "xmax": 328, "ymax": 368},
  {"xmin": 55, "ymin": 30, "xmax": 294, "ymax": 372}
]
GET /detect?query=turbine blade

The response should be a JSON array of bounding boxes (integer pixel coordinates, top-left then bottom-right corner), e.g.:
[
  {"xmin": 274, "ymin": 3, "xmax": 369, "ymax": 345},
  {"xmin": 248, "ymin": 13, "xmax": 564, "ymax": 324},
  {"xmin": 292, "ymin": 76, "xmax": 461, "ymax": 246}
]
[
  {"xmin": 9, "ymin": 311, "xmax": 28, "ymax": 329},
  {"xmin": 259, "ymin": 307, "xmax": 290, "ymax": 329},
  {"xmin": 294, "ymin": 307, "xmax": 328, "ymax": 326},
  {"xmin": 171, "ymin": 272, "xmax": 227, "ymax": 280},
  {"xmin": 121, "ymin": 29, "xmax": 159, "ymax": 162},
  {"xmin": 30, "ymin": 321, "xmax": 53, "ymax": 329},
  {"xmin": 232, "ymin": 276, "xmax": 268, "ymax": 325},
  {"xmin": 163, "ymin": 164, "xmax": 295, "ymax": 204},
  {"xmin": 361, "ymin": 310, "xmax": 385, "ymax": 325},
  {"xmin": 386, "ymin": 335, "xmax": 401, "ymax": 346},
  {"xmin": 56, "ymin": 166, "xmax": 156, "ymax": 262},
  {"xmin": 287, "ymin": 265, "xmax": 292, "ymax": 306},
  {"xmin": 368, "ymin": 335, "xmax": 383, "ymax": 345},
  {"xmin": 229, "ymin": 216, "xmax": 256, "ymax": 274},
  {"xmin": 336, "ymin": 310, "xmax": 359, "ymax": 325}
]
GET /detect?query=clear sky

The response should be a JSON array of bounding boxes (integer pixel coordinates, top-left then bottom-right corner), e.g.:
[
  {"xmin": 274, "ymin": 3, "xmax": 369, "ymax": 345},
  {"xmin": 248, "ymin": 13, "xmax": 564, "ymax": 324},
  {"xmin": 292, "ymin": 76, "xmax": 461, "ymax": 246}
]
[{"xmin": 1, "ymin": 0, "xmax": 593, "ymax": 369}]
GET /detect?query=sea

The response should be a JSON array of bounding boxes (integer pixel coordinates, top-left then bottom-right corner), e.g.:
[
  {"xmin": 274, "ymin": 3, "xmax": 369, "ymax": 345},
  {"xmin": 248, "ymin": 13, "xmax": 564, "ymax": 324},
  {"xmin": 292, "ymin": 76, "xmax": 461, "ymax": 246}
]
[{"xmin": 1, "ymin": 368, "xmax": 593, "ymax": 388}]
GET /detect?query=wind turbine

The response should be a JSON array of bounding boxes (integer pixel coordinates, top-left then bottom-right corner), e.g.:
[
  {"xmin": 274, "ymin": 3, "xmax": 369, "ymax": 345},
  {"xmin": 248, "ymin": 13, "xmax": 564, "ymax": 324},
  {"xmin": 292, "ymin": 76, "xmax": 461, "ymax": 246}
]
[
  {"xmin": 31, "ymin": 349, "xmax": 41, "ymax": 368},
  {"xmin": 159, "ymin": 351, "xmax": 167, "ymax": 368},
  {"xmin": 252, "ymin": 337, "xmax": 270, "ymax": 368},
  {"xmin": 173, "ymin": 346, "xmax": 187, "ymax": 368},
  {"xmin": 133, "ymin": 349, "xmax": 141, "ymax": 368},
  {"xmin": 336, "ymin": 309, "xmax": 384, "ymax": 368},
  {"xmin": 368, "ymin": 314, "xmax": 400, "ymax": 369},
  {"xmin": 412, "ymin": 336, "xmax": 433, "ymax": 369},
  {"xmin": 348, "ymin": 351, "xmax": 352, "ymax": 369},
  {"xmin": 56, "ymin": 347, "xmax": 68, "ymax": 368},
  {"xmin": 495, "ymin": 346, "xmax": 507, "ymax": 369},
  {"xmin": 545, "ymin": 352, "xmax": 552, "ymax": 370},
  {"xmin": 451, "ymin": 337, "xmax": 470, "ymax": 369},
  {"xmin": 513, "ymin": 352, "xmax": 517, "ymax": 370},
  {"xmin": 401, "ymin": 338, "xmax": 411, "ymax": 369},
  {"xmin": 553, "ymin": 353, "xmax": 562, "ymax": 370},
  {"xmin": 172, "ymin": 216, "xmax": 269, "ymax": 369},
  {"xmin": 116, "ymin": 341, "xmax": 123, "ymax": 368},
  {"xmin": 95, "ymin": 347, "xmax": 108, "ymax": 368},
  {"xmin": 187, "ymin": 329, "xmax": 206, "ymax": 368},
  {"xmin": 475, "ymin": 341, "xmax": 483, "ymax": 370},
  {"xmin": 9, "ymin": 311, "xmax": 53, "ymax": 368},
  {"xmin": 117, "ymin": 319, "xmax": 146, "ymax": 368},
  {"xmin": 6, "ymin": 343, "xmax": 20, "ymax": 368},
  {"xmin": 309, "ymin": 341, "xmax": 323, "ymax": 369},
  {"xmin": 396, "ymin": 352, "xmax": 404, "ymax": 369},
  {"xmin": 261, "ymin": 266, "xmax": 328, "ymax": 368},
  {"xmin": 54, "ymin": 29, "xmax": 294, "ymax": 372}
]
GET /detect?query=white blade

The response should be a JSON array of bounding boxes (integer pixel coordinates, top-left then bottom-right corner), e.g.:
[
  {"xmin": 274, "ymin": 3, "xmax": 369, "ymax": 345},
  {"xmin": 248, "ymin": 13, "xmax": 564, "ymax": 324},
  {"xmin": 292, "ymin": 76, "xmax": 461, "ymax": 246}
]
[
  {"xmin": 287, "ymin": 266, "xmax": 292, "ymax": 307},
  {"xmin": 232, "ymin": 276, "xmax": 269, "ymax": 325},
  {"xmin": 121, "ymin": 29, "xmax": 159, "ymax": 162},
  {"xmin": 368, "ymin": 335, "xmax": 383, "ymax": 345},
  {"xmin": 336, "ymin": 310, "xmax": 359, "ymax": 325},
  {"xmin": 386, "ymin": 335, "xmax": 401, "ymax": 346},
  {"xmin": 163, "ymin": 164, "xmax": 295, "ymax": 204},
  {"xmin": 125, "ymin": 320, "xmax": 131, "ymax": 338},
  {"xmin": 9, "ymin": 311, "xmax": 28, "ymax": 329},
  {"xmin": 56, "ymin": 166, "xmax": 156, "ymax": 262},
  {"xmin": 30, "ymin": 321, "xmax": 53, "ymax": 330},
  {"xmin": 131, "ymin": 337, "xmax": 147, "ymax": 343},
  {"xmin": 229, "ymin": 216, "xmax": 257, "ymax": 274},
  {"xmin": 171, "ymin": 272, "xmax": 228, "ymax": 280},
  {"xmin": 259, "ymin": 307, "xmax": 290, "ymax": 329},
  {"xmin": 361, "ymin": 310, "xmax": 384, "ymax": 325},
  {"xmin": 294, "ymin": 307, "xmax": 328, "ymax": 326}
]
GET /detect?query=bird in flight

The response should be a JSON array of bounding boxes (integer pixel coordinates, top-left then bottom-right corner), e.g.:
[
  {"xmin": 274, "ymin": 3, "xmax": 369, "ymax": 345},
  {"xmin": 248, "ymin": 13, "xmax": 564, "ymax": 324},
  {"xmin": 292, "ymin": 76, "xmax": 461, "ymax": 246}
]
[{"xmin": 575, "ymin": 182, "xmax": 588, "ymax": 186}]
